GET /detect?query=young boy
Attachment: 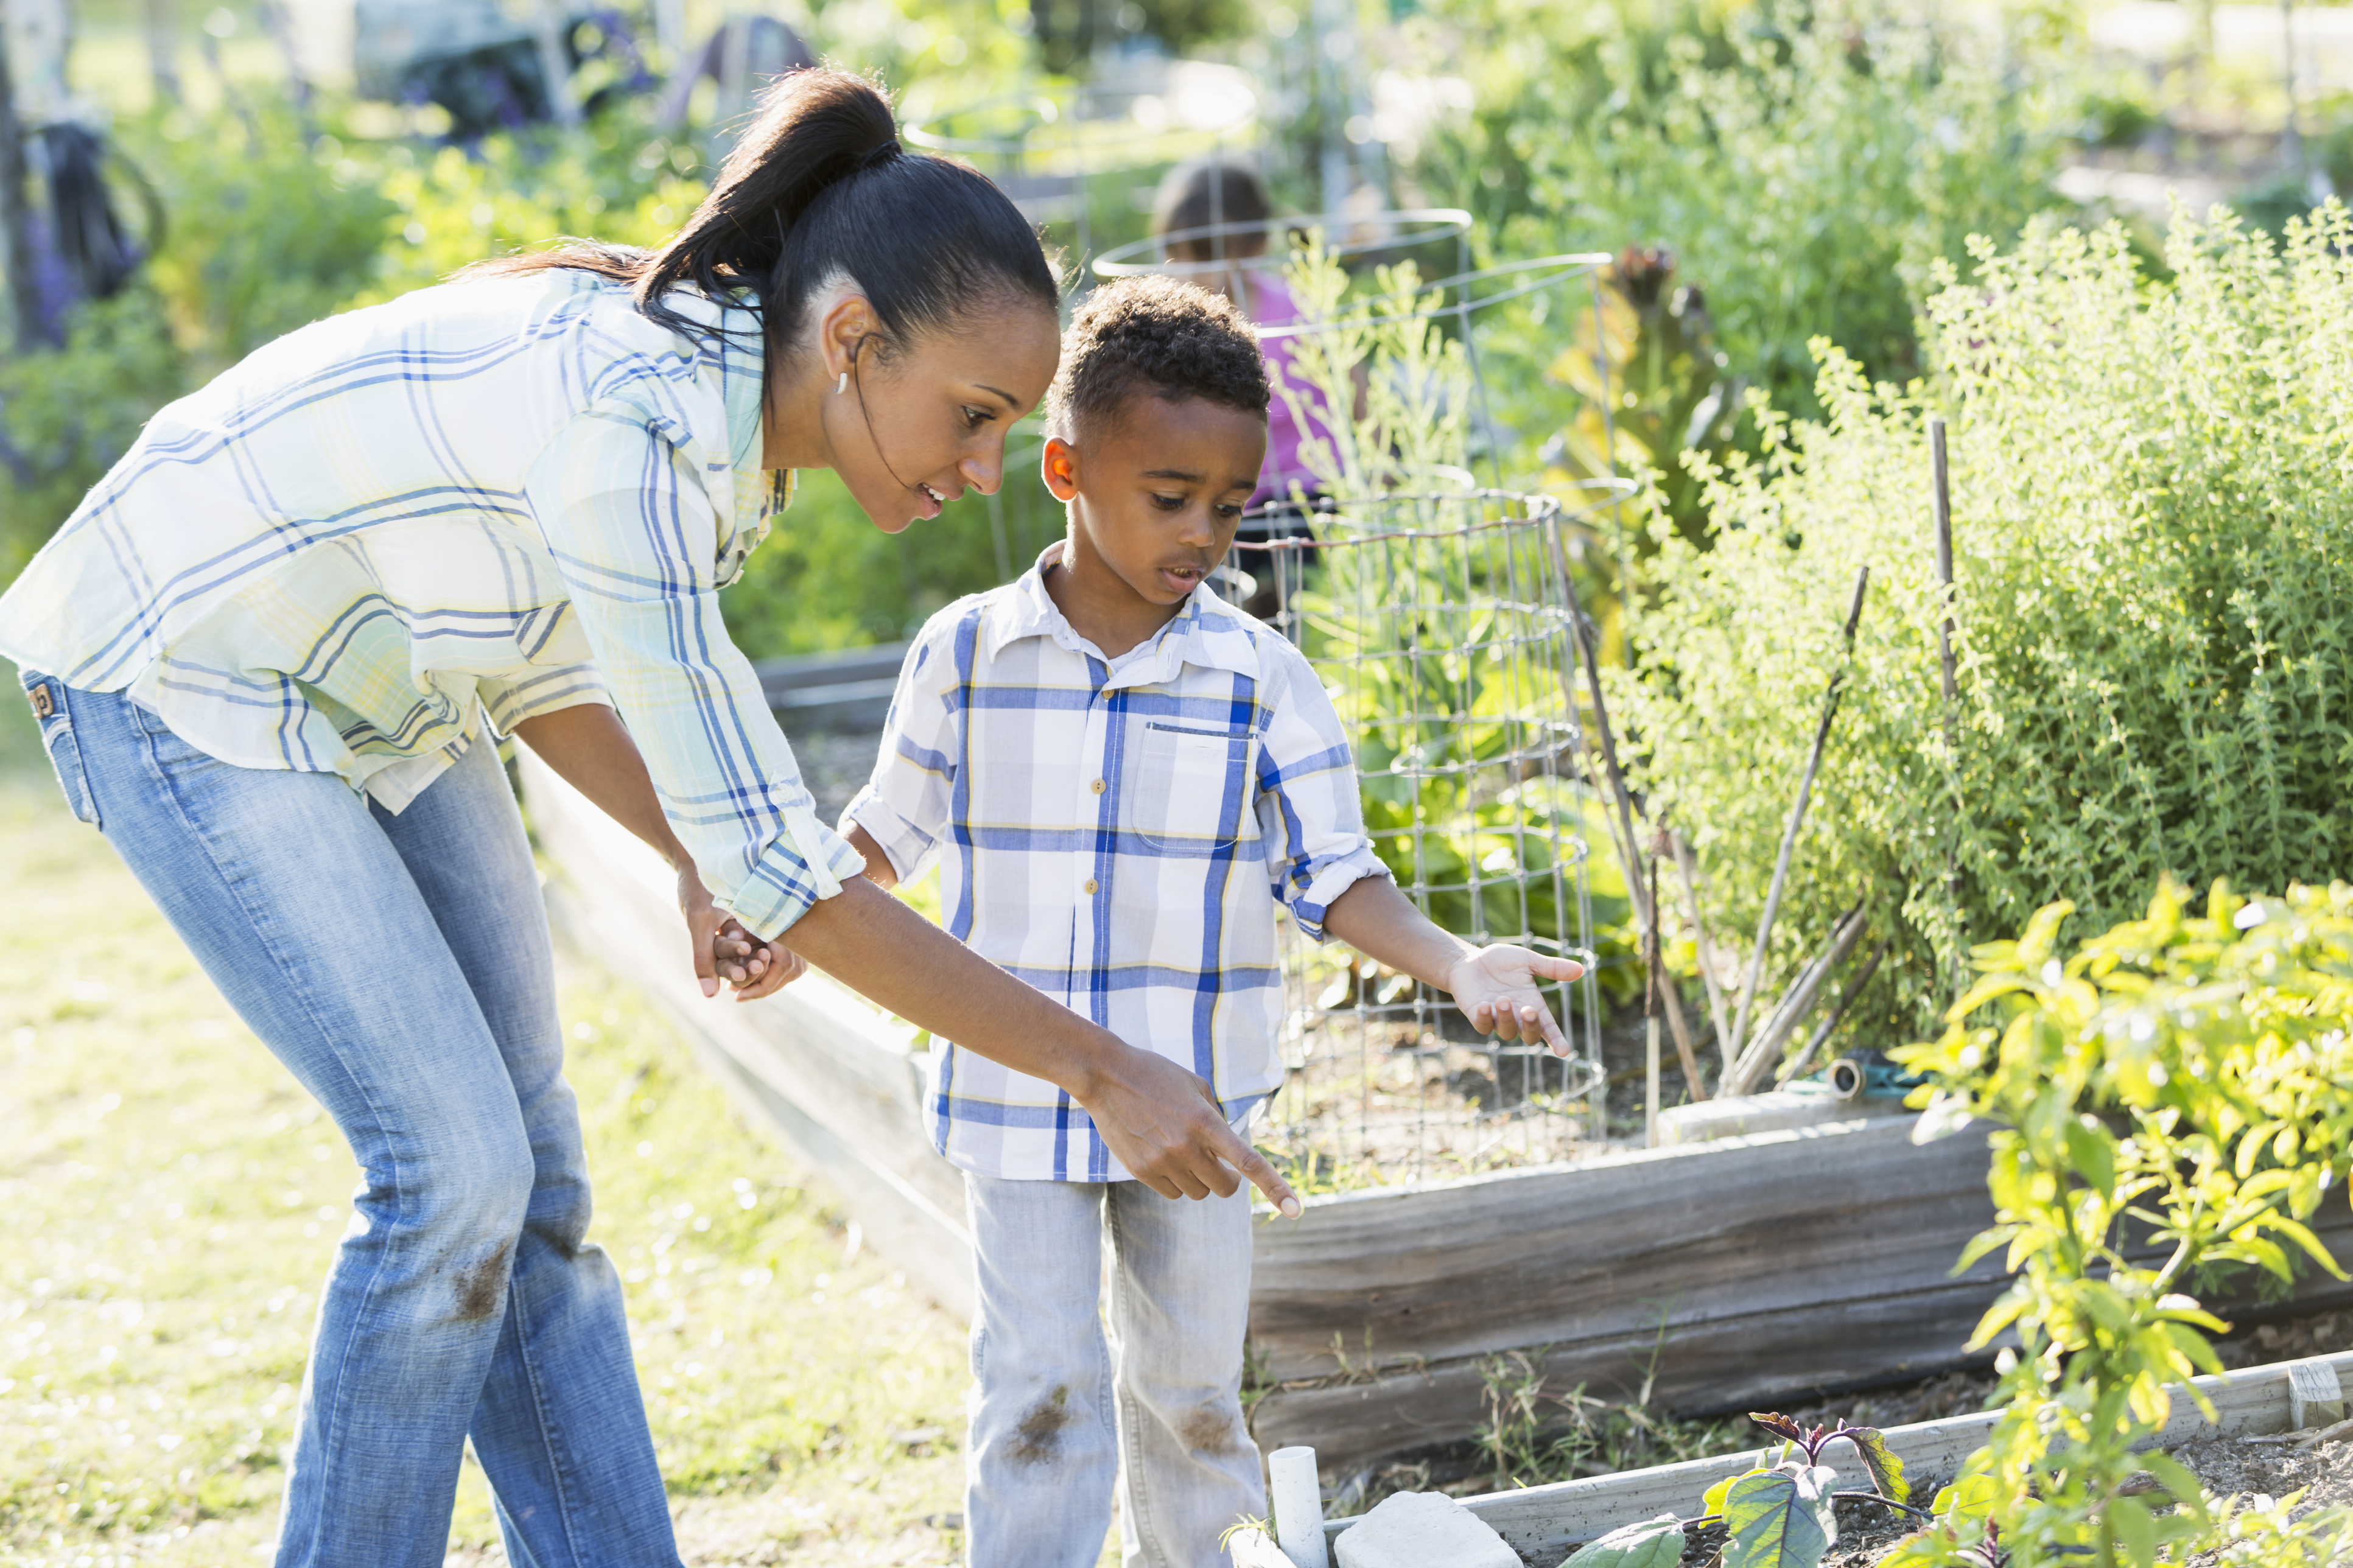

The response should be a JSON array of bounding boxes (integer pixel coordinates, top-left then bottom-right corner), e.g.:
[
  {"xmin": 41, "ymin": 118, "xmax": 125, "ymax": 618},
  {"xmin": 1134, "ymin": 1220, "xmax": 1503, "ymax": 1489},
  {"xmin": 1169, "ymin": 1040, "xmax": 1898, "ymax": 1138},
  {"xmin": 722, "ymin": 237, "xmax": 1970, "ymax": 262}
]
[{"xmin": 838, "ymin": 275, "xmax": 1581, "ymax": 1567}]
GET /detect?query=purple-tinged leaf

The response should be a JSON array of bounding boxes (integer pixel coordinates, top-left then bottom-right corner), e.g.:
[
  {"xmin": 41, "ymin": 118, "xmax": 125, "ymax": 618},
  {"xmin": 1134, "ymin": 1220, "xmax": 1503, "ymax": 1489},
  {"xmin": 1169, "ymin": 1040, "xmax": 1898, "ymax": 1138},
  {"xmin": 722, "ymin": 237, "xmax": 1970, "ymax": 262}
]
[{"xmin": 1829, "ymin": 1425, "xmax": 1909, "ymax": 1505}]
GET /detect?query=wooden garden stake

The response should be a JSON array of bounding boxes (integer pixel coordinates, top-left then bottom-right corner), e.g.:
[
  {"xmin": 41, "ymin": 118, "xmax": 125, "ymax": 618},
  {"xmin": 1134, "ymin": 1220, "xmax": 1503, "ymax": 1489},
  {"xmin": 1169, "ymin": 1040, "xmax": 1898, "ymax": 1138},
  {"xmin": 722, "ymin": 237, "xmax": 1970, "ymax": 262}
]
[
  {"xmin": 1727, "ymin": 900, "xmax": 1869, "ymax": 1094},
  {"xmin": 532, "ymin": 0, "xmax": 583, "ymax": 127},
  {"xmin": 144, "ymin": 0, "xmax": 181, "ymax": 107},
  {"xmin": 1558, "ymin": 573, "xmax": 1706, "ymax": 1099},
  {"xmin": 2292, "ymin": 1360, "xmax": 2346, "ymax": 1431},
  {"xmin": 1932, "ymin": 417, "xmax": 1969, "ymax": 1003},
  {"xmin": 1776, "ymin": 934, "xmax": 1890, "ymax": 1087},
  {"xmin": 1669, "ymin": 830, "xmax": 1735, "ymax": 1076},
  {"xmin": 1729, "ymin": 566, "xmax": 1869, "ymax": 1060},
  {"xmin": 1932, "ymin": 418, "xmax": 1956, "ymax": 715},
  {"xmin": 1566, "ymin": 601, "xmax": 1648, "ymax": 937},
  {"xmin": 1650, "ymin": 824, "xmax": 1708, "ymax": 1099},
  {"xmin": 1645, "ymin": 855, "xmax": 1661, "ymax": 1147}
]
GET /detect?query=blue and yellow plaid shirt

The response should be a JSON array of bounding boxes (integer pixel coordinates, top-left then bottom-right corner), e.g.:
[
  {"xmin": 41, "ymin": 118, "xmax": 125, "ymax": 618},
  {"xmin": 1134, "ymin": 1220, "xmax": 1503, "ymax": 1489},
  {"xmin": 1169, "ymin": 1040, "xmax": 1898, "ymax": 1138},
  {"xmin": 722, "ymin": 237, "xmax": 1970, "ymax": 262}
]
[
  {"xmin": 844, "ymin": 545, "xmax": 1389, "ymax": 1182},
  {"xmin": 0, "ymin": 269, "xmax": 862, "ymax": 937}
]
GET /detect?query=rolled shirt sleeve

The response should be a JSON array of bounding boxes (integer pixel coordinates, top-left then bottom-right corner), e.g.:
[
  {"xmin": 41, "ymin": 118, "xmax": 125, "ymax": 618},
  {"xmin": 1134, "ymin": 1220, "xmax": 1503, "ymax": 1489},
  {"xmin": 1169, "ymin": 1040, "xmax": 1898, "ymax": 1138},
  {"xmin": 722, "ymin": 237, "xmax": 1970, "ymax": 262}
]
[
  {"xmin": 525, "ymin": 402, "xmax": 865, "ymax": 939},
  {"xmin": 1255, "ymin": 644, "xmax": 1390, "ymax": 939},
  {"xmin": 840, "ymin": 609, "xmax": 966, "ymax": 886}
]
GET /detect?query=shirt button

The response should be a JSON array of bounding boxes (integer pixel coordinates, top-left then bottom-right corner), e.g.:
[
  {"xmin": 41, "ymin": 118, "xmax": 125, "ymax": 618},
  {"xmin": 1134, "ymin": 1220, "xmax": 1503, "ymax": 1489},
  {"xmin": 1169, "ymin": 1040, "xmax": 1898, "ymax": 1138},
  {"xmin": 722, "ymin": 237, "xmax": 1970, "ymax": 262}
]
[
  {"xmin": 1084, "ymin": 878, "xmax": 1099, "ymax": 895},
  {"xmin": 1091, "ymin": 778, "xmax": 1106, "ymax": 794}
]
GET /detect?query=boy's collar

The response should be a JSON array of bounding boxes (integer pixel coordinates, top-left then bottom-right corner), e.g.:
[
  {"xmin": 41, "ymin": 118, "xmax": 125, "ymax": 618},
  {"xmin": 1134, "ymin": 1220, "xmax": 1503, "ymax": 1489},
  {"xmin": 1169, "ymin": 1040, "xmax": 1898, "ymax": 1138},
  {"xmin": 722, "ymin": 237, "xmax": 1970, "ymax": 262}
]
[{"xmin": 988, "ymin": 542, "xmax": 1260, "ymax": 682}]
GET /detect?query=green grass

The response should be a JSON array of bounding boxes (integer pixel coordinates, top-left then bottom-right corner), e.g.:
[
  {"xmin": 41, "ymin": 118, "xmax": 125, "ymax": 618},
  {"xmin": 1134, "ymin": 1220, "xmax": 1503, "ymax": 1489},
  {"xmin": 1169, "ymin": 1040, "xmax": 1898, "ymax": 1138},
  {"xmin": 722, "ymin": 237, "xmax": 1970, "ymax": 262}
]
[{"xmin": 0, "ymin": 675, "xmax": 1074, "ymax": 1566}]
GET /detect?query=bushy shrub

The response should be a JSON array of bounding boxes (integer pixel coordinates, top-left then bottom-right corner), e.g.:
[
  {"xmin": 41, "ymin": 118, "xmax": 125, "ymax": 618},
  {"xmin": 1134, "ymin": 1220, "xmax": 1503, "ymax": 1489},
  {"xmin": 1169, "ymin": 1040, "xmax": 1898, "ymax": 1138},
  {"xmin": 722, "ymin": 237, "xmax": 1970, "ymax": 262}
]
[
  {"xmin": 1889, "ymin": 882, "xmax": 2353, "ymax": 1568},
  {"xmin": 1401, "ymin": 0, "xmax": 2071, "ymax": 430},
  {"xmin": 1618, "ymin": 205, "xmax": 2353, "ymax": 1044},
  {"xmin": 0, "ymin": 288, "xmax": 183, "ymax": 581},
  {"xmin": 128, "ymin": 102, "xmax": 398, "ymax": 380}
]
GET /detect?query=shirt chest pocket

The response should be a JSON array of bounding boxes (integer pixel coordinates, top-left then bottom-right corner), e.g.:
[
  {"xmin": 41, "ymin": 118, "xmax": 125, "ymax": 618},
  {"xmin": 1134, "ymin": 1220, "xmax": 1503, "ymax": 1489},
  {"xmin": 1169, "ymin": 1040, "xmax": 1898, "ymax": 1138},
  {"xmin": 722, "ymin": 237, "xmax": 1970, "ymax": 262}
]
[{"xmin": 1126, "ymin": 721, "xmax": 1258, "ymax": 853}]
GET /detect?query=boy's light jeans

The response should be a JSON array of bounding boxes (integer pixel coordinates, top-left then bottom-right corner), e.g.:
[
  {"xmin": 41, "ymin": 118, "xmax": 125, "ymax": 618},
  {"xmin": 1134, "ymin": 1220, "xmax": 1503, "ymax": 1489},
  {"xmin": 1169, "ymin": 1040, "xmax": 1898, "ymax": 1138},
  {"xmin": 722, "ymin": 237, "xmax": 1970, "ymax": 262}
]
[
  {"xmin": 964, "ymin": 1174, "xmax": 1267, "ymax": 1568},
  {"xmin": 26, "ymin": 677, "xmax": 681, "ymax": 1568}
]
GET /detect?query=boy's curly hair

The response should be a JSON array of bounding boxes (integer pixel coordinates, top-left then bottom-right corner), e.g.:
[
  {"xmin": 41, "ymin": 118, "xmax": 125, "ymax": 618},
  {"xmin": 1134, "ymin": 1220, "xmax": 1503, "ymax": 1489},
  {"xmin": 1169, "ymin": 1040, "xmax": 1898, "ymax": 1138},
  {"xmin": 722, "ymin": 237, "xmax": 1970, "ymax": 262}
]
[{"xmin": 1043, "ymin": 275, "xmax": 1269, "ymax": 441}]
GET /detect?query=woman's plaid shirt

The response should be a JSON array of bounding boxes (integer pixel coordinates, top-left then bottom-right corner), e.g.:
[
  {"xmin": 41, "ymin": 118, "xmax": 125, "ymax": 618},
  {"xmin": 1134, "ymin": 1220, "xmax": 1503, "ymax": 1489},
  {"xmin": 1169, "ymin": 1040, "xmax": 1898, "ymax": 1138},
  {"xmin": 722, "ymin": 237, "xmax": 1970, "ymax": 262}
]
[
  {"xmin": 0, "ymin": 270, "xmax": 860, "ymax": 939},
  {"xmin": 843, "ymin": 547, "xmax": 1389, "ymax": 1183}
]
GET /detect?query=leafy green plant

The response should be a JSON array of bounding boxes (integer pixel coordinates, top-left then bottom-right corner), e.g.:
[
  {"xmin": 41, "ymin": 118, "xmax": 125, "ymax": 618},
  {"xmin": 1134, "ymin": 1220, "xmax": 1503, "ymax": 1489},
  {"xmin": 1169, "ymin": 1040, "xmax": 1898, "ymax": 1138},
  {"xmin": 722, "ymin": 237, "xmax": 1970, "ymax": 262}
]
[
  {"xmin": 1542, "ymin": 244, "xmax": 1741, "ymax": 549},
  {"xmin": 1618, "ymin": 202, "xmax": 2353, "ymax": 1053},
  {"xmin": 128, "ymin": 100, "xmax": 397, "ymax": 381},
  {"xmin": 1881, "ymin": 880, "xmax": 2353, "ymax": 1568},
  {"xmin": 1400, "ymin": 0, "xmax": 2072, "ymax": 437},
  {"xmin": 0, "ymin": 288, "xmax": 183, "ymax": 580},
  {"xmin": 1560, "ymin": 1411, "xmax": 1919, "ymax": 1568}
]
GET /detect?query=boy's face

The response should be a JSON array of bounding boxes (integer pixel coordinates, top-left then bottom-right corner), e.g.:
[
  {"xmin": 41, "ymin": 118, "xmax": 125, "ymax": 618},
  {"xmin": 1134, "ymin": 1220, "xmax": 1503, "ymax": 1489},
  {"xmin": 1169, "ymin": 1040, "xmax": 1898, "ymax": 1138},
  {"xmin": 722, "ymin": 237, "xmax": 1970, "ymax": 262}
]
[{"xmin": 1043, "ymin": 395, "xmax": 1267, "ymax": 614}]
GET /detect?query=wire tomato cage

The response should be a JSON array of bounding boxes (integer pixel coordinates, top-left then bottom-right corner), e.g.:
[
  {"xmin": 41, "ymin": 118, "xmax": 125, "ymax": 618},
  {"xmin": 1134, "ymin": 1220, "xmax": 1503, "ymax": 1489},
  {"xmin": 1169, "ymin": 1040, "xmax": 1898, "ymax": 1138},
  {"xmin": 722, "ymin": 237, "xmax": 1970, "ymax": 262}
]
[{"xmin": 1228, "ymin": 483, "xmax": 1636, "ymax": 1185}]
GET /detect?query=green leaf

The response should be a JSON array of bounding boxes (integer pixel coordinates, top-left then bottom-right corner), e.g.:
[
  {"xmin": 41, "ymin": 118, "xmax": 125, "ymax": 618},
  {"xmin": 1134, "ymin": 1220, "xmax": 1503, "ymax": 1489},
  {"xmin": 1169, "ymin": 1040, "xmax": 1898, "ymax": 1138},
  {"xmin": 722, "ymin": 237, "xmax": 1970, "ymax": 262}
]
[
  {"xmin": 1725, "ymin": 1465, "xmax": 1838, "ymax": 1568},
  {"xmin": 1563, "ymin": 1514, "xmax": 1689, "ymax": 1568},
  {"xmin": 2139, "ymin": 1452, "xmax": 2210, "ymax": 1527},
  {"xmin": 1831, "ymin": 1427, "xmax": 1910, "ymax": 1505},
  {"xmin": 1704, "ymin": 1470, "xmax": 1760, "ymax": 1519},
  {"xmin": 1932, "ymin": 1471, "xmax": 2001, "ymax": 1525},
  {"xmin": 2265, "ymin": 1215, "xmax": 2351, "ymax": 1281},
  {"xmin": 1953, "ymin": 1225, "xmax": 2020, "ymax": 1276},
  {"xmin": 2065, "ymin": 1118, "xmax": 2116, "ymax": 1200},
  {"xmin": 2109, "ymin": 1494, "xmax": 2158, "ymax": 1568}
]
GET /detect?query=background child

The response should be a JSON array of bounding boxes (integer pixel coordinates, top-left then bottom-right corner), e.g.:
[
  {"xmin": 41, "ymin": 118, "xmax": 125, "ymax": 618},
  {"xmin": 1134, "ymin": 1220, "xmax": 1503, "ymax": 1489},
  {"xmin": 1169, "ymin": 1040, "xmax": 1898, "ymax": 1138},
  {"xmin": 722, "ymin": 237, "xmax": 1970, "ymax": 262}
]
[
  {"xmin": 1149, "ymin": 160, "xmax": 1324, "ymax": 513},
  {"xmin": 839, "ymin": 275, "xmax": 1580, "ymax": 1567}
]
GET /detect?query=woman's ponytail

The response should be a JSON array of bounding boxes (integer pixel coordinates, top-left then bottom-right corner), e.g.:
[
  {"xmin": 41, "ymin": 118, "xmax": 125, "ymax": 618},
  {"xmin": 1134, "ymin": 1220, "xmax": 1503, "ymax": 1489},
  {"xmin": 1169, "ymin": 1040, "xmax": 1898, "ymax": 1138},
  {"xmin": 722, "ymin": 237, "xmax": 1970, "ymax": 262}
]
[{"xmin": 461, "ymin": 68, "xmax": 1058, "ymax": 359}]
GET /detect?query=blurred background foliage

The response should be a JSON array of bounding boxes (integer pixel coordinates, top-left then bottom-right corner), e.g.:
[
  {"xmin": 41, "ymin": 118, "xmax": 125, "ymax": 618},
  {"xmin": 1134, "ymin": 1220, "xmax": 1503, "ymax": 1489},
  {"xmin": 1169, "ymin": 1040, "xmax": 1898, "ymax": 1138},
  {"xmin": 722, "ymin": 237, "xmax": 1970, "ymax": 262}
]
[
  {"xmin": 4, "ymin": 0, "xmax": 2343, "ymax": 632},
  {"xmin": 12, "ymin": 0, "xmax": 2353, "ymax": 1069}
]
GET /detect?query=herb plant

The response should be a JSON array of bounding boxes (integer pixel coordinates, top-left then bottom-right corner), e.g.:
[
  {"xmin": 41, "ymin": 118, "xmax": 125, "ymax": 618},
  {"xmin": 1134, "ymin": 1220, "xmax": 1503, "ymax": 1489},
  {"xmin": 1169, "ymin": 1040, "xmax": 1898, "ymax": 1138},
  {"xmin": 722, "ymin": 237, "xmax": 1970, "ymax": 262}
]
[
  {"xmin": 1884, "ymin": 881, "xmax": 2353, "ymax": 1568},
  {"xmin": 1618, "ymin": 203, "xmax": 2353, "ymax": 1050}
]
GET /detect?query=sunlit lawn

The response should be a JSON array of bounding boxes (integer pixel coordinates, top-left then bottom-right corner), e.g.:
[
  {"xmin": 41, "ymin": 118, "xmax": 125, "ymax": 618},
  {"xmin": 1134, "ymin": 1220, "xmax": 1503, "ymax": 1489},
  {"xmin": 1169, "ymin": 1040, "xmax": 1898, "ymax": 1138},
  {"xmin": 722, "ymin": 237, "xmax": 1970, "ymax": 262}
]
[{"xmin": 0, "ymin": 688, "xmax": 1097, "ymax": 1566}]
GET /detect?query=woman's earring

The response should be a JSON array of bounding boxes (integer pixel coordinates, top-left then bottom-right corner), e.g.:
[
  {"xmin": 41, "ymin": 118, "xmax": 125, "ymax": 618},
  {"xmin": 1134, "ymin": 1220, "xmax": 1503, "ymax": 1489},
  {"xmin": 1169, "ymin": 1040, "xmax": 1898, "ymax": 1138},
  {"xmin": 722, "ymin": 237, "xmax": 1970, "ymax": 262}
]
[{"xmin": 836, "ymin": 370, "xmax": 849, "ymax": 395}]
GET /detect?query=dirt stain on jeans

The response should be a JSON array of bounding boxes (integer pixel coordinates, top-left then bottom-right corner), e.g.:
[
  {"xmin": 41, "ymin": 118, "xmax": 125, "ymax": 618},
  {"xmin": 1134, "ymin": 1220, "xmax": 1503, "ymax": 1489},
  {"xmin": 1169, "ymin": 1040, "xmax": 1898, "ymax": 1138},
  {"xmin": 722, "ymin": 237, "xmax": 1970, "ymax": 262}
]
[
  {"xmin": 452, "ymin": 1240, "xmax": 513, "ymax": 1321},
  {"xmin": 1177, "ymin": 1401, "xmax": 1240, "ymax": 1457},
  {"xmin": 1008, "ymin": 1384, "xmax": 1073, "ymax": 1466}
]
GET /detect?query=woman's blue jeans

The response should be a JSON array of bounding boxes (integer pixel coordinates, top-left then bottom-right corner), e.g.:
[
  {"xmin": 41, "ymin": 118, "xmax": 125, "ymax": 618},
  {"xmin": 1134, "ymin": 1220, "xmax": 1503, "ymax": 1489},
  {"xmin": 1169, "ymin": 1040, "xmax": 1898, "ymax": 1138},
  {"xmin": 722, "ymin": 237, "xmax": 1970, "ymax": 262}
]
[{"xmin": 25, "ymin": 676, "xmax": 681, "ymax": 1568}]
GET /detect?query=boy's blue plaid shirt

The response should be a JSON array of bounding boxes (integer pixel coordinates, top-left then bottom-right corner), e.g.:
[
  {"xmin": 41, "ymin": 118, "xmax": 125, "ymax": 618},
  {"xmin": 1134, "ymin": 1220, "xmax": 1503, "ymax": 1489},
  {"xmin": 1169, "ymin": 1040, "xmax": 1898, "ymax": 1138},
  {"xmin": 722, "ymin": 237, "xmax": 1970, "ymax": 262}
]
[{"xmin": 844, "ymin": 545, "xmax": 1389, "ymax": 1183}]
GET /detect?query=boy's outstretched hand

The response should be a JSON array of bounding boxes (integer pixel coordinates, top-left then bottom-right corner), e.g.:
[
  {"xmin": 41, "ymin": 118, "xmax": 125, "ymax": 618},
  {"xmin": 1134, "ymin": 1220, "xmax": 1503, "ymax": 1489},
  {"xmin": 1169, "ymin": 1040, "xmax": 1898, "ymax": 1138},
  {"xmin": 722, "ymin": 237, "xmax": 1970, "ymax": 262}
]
[
  {"xmin": 1322, "ymin": 877, "xmax": 1586, "ymax": 1058},
  {"xmin": 1444, "ymin": 945, "xmax": 1587, "ymax": 1056}
]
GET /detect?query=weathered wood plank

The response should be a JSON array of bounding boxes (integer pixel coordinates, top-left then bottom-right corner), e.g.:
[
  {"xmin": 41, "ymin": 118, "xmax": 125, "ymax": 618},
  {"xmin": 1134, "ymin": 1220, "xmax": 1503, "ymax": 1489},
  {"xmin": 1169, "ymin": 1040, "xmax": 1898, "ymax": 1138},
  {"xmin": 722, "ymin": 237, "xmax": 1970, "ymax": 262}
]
[
  {"xmin": 1250, "ymin": 1116, "xmax": 2005, "ymax": 1383},
  {"xmin": 1249, "ymin": 1271, "xmax": 2006, "ymax": 1477},
  {"xmin": 1253, "ymin": 1202, "xmax": 2353, "ymax": 1480},
  {"xmin": 1412, "ymin": 1350, "xmax": 2353, "ymax": 1568}
]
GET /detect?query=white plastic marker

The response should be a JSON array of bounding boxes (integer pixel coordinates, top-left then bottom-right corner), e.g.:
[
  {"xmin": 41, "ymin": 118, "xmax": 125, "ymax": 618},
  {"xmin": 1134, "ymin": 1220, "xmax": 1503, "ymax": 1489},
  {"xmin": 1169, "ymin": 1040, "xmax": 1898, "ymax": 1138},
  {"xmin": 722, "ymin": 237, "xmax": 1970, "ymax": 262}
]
[{"xmin": 1268, "ymin": 1445, "xmax": 1329, "ymax": 1568}]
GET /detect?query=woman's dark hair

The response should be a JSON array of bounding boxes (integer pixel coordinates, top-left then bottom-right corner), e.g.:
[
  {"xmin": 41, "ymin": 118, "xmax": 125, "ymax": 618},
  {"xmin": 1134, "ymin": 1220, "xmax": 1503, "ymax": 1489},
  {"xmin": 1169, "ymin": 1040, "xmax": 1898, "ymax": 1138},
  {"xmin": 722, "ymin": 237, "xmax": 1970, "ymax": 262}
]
[
  {"xmin": 461, "ymin": 69, "xmax": 1057, "ymax": 363},
  {"xmin": 1151, "ymin": 160, "xmax": 1272, "ymax": 253},
  {"xmin": 1045, "ymin": 275, "xmax": 1269, "ymax": 441}
]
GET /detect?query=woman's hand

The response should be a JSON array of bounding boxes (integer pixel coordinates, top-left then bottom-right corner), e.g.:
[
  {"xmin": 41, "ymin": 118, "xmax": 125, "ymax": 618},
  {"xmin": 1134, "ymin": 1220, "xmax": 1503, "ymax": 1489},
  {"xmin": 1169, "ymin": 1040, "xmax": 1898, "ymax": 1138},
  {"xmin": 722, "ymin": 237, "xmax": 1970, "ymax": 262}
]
[
  {"xmin": 676, "ymin": 866, "xmax": 808, "ymax": 999},
  {"xmin": 1443, "ymin": 945, "xmax": 1585, "ymax": 1055}
]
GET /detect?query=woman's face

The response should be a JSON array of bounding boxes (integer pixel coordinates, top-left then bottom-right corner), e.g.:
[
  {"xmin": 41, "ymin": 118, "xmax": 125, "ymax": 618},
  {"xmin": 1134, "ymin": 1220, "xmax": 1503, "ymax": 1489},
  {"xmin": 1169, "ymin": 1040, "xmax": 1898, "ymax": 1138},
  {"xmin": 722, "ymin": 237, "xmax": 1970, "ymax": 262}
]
[{"xmin": 827, "ymin": 301, "xmax": 1062, "ymax": 534}]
